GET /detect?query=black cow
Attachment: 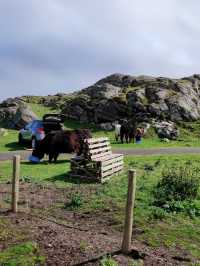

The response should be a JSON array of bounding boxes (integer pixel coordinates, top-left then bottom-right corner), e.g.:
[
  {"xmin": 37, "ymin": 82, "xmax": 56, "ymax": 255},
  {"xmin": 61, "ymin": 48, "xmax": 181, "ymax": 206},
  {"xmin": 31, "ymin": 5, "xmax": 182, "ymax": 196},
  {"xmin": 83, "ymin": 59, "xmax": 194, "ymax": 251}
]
[{"xmin": 31, "ymin": 129, "xmax": 92, "ymax": 163}]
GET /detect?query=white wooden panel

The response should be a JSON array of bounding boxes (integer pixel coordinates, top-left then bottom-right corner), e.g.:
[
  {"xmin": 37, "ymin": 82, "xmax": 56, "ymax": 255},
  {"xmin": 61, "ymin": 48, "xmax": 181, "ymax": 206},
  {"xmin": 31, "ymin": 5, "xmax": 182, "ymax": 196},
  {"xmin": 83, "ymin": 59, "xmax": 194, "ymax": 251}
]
[
  {"xmin": 88, "ymin": 141, "xmax": 110, "ymax": 149},
  {"xmin": 85, "ymin": 137, "xmax": 108, "ymax": 144},
  {"xmin": 93, "ymin": 154, "xmax": 123, "ymax": 162},
  {"xmin": 101, "ymin": 155, "xmax": 123, "ymax": 166},
  {"xmin": 91, "ymin": 151, "xmax": 112, "ymax": 160},
  {"xmin": 101, "ymin": 166, "xmax": 123, "ymax": 177},
  {"xmin": 89, "ymin": 146, "xmax": 111, "ymax": 155},
  {"xmin": 101, "ymin": 161, "xmax": 123, "ymax": 172}
]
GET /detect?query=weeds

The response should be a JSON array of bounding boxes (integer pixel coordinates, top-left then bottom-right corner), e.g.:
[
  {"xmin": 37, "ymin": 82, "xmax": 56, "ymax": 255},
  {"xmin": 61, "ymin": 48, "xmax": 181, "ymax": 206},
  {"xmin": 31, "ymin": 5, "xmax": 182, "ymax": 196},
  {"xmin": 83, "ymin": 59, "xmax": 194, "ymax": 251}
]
[
  {"xmin": 0, "ymin": 242, "xmax": 45, "ymax": 266},
  {"xmin": 154, "ymin": 165, "xmax": 200, "ymax": 205},
  {"xmin": 153, "ymin": 164, "xmax": 200, "ymax": 217},
  {"xmin": 100, "ymin": 256, "xmax": 118, "ymax": 266},
  {"xmin": 64, "ymin": 192, "xmax": 83, "ymax": 210}
]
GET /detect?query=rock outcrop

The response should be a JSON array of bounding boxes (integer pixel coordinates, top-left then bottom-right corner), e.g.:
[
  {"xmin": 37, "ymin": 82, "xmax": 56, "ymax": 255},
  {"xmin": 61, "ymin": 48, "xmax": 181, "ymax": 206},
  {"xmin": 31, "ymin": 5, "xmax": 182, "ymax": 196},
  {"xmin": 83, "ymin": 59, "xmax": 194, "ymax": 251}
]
[
  {"xmin": 61, "ymin": 73, "xmax": 200, "ymax": 124},
  {"xmin": 152, "ymin": 121, "xmax": 179, "ymax": 140},
  {"xmin": 0, "ymin": 98, "xmax": 38, "ymax": 129}
]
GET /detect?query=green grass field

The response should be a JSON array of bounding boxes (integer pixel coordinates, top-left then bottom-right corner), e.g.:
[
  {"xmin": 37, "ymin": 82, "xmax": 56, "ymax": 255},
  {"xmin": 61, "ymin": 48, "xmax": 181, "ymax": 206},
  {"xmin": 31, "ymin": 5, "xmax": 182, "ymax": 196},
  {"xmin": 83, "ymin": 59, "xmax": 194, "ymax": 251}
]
[{"xmin": 1, "ymin": 154, "xmax": 200, "ymax": 262}]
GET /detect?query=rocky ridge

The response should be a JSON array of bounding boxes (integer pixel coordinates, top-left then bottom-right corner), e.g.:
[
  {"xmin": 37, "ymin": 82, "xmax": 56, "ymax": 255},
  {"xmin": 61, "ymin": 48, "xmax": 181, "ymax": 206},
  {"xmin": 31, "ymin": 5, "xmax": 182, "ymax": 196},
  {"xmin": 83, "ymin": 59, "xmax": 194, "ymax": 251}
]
[
  {"xmin": 61, "ymin": 73, "xmax": 200, "ymax": 124},
  {"xmin": 1, "ymin": 73, "xmax": 200, "ymax": 135}
]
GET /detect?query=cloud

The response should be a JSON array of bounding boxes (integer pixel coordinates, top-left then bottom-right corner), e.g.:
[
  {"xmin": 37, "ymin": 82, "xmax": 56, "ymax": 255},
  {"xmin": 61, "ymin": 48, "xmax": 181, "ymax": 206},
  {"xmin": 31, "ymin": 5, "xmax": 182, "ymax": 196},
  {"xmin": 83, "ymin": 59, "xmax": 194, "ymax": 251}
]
[{"xmin": 0, "ymin": 0, "xmax": 200, "ymax": 100}]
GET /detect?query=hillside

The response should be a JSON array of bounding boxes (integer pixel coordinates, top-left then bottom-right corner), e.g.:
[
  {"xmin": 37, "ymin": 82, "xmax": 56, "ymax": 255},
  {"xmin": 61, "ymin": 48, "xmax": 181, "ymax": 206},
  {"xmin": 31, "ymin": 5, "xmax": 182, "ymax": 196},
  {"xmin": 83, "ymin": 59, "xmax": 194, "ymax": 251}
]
[
  {"xmin": 1, "ymin": 73, "xmax": 200, "ymax": 130},
  {"xmin": 61, "ymin": 73, "xmax": 200, "ymax": 124}
]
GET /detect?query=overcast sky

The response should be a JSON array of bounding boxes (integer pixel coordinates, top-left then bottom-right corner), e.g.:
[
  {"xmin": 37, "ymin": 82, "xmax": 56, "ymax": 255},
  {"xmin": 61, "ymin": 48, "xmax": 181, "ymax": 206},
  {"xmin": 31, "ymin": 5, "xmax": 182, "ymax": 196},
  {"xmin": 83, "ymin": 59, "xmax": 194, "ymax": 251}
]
[{"xmin": 0, "ymin": 0, "xmax": 200, "ymax": 101}]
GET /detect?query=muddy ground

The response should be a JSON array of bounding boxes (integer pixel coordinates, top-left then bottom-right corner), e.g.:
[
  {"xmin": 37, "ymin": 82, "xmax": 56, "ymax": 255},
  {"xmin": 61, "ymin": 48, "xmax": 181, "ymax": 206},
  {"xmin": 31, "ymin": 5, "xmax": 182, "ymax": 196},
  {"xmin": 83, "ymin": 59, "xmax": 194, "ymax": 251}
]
[{"xmin": 0, "ymin": 182, "xmax": 195, "ymax": 265}]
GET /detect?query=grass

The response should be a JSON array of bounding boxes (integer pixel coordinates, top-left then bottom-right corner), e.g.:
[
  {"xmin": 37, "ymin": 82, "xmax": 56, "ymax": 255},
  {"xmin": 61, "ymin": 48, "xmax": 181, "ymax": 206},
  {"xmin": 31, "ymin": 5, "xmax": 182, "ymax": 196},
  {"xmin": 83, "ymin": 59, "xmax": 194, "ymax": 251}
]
[
  {"xmin": 0, "ymin": 242, "xmax": 45, "ymax": 266},
  {"xmin": 28, "ymin": 103, "xmax": 58, "ymax": 118},
  {"xmin": 1, "ymin": 154, "xmax": 200, "ymax": 260},
  {"xmin": 0, "ymin": 158, "xmax": 71, "ymax": 188}
]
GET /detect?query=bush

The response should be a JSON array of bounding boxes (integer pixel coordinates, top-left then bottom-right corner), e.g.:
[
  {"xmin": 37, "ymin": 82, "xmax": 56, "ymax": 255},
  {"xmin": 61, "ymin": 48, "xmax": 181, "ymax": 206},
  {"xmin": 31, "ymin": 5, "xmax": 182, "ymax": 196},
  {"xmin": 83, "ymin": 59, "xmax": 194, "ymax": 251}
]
[
  {"xmin": 162, "ymin": 200, "xmax": 200, "ymax": 218},
  {"xmin": 154, "ymin": 165, "xmax": 200, "ymax": 207},
  {"xmin": 101, "ymin": 256, "xmax": 118, "ymax": 266},
  {"xmin": 64, "ymin": 193, "xmax": 83, "ymax": 210},
  {"xmin": 149, "ymin": 206, "xmax": 167, "ymax": 220}
]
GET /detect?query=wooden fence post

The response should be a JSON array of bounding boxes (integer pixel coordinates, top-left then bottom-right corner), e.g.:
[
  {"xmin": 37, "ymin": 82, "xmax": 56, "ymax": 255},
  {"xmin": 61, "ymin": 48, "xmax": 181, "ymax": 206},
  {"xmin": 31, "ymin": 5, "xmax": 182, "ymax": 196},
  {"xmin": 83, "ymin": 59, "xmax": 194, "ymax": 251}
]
[
  {"xmin": 121, "ymin": 169, "xmax": 137, "ymax": 254},
  {"xmin": 12, "ymin": 155, "xmax": 20, "ymax": 213}
]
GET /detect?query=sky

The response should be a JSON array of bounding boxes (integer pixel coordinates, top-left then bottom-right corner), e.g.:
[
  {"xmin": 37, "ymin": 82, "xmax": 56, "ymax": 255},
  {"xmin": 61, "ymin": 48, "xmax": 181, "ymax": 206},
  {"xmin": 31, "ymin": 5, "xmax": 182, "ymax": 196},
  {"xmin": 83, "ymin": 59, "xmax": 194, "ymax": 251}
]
[{"xmin": 0, "ymin": 0, "xmax": 200, "ymax": 101}]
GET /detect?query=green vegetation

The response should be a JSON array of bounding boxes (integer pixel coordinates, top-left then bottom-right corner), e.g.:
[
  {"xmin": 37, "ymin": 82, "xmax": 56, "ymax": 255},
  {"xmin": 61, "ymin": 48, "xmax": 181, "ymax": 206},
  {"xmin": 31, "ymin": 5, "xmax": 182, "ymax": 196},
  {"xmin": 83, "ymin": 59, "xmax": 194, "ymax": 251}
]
[
  {"xmin": 153, "ymin": 165, "xmax": 200, "ymax": 218},
  {"xmin": 64, "ymin": 192, "xmax": 83, "ymax": 210},
  {"xmin": 28, "ymin": 103, "xmax": 58, "ymax": 118},
  {"xmin": 0, "ymin": 129, "xmax": 21, "ymax": 151},
  {"xmin": 101, "ymin": 256, "xmax": 118, "ymax": 266},
  {"xmin": 1, "ymin": 154, "xmax": 200, "ymax": 260},
  {"xmin": 0, "ymin": 242, "xmax": 45, "ymax": 266},
  {"xmin": 0, "ymin": 159, "xmax": 70, "ymax": 187},
  {"xmin": 154, "ymin": 165, "xmax": 200, "ymax": 203}
]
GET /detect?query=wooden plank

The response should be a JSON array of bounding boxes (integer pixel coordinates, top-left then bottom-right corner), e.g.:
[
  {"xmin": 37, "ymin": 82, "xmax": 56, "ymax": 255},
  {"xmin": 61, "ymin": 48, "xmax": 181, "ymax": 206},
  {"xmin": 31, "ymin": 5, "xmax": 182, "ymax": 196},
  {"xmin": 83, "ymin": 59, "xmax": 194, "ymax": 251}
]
[
  {"xmin": 89, "ymin": 146, "xmax": 111, "ymax": 155},
  {"xmin": 93, "ymin": 153, "xmax": 123, "ymax": 162},
  {"xmin": 69, "ymin": 174, "xmax": 101, "ymax": 182},
  {"xmin": 101, "ymin": 165, "xmax": 123, "ymax": 177},
  {"xmin": 91, "ymin": 151, "xmax": 112, "ymax": 160},
  {"xmin": 101, "ymin": 155, "xmax": 124, "ymax": 166},
  {"xmin": 85, "ymin": 137, "xmax": 108, "ymax": 144},
  {"xmin": 87, "ymin": 141, "xmax": 110, "ymax": 149},
  {"xmin": 101, "ymin": 161, "xmax": 124, "ymax": 172}
]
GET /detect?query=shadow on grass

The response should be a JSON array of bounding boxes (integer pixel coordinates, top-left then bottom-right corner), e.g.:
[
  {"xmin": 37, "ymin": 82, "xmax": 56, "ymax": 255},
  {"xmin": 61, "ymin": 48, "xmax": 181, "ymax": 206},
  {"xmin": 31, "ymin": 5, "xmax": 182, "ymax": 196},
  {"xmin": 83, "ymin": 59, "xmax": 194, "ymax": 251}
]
[
  {"xmin": 21, "ymin": 159, "xmax": 70, "ymax": 166},
  {"xmin": 5, "ymin": 142, "xmax": 29, "ymax": 151},
  {"xmin": 46, "ymin": 172, "xmax": 97, "ymax": 185}
]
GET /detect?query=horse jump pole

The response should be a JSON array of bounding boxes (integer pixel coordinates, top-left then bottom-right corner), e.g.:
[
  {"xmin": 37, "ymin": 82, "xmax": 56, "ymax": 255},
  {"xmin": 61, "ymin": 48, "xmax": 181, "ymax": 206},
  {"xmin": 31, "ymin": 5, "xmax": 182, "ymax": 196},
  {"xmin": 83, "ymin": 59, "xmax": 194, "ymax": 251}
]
[
  {"xmin": 121, "ymin": 169, "xmax": 137, "ymax": 254},
  {"xmin": 12, "ymin": 155, "xmax": 20, "ymax": 213}
]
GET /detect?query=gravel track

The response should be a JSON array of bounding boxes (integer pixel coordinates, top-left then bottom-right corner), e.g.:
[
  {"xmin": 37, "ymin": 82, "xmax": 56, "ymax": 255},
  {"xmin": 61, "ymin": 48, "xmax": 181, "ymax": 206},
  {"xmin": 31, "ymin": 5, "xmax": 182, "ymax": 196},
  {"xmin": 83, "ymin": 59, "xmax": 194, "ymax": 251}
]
[{"xmin": 1, "ymin": 147, "xmax": 200, "ymax": 161}]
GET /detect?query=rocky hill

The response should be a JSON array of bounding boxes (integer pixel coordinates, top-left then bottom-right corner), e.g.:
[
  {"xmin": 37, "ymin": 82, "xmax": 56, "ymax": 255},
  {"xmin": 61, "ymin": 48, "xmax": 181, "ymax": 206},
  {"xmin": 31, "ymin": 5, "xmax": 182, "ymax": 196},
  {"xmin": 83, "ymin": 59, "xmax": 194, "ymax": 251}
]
[
  {"xmin": 1, "ymin": 73, "xmax": 200, "ymax": 130},
  {"xmin": 61, "ymin": 73, "xmax": 200, "ymax": 124}
]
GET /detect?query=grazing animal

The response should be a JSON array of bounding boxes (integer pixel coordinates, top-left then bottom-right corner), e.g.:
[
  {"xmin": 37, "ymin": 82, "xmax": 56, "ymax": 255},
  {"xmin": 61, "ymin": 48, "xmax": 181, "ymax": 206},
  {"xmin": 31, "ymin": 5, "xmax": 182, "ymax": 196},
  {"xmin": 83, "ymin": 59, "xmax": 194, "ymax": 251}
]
[
  {"xmin": 120, "ymin": 119, "xmax": 137, "ymax": 144},
  {"xmin": 32, "ymin": 129, "xmax": 92, "ymax": 163},
  {"xmin": 114, "ymin": 123, "xmax": 121, "ymax": 142}
]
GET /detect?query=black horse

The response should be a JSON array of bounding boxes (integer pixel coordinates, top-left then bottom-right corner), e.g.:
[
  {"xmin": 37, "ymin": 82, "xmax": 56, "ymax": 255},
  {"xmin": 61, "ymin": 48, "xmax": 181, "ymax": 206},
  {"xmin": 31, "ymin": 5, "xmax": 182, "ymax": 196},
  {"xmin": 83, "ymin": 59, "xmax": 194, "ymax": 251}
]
[{"xmin": 120, "ymin": 119, "xmax": 137, "ymax": 144}]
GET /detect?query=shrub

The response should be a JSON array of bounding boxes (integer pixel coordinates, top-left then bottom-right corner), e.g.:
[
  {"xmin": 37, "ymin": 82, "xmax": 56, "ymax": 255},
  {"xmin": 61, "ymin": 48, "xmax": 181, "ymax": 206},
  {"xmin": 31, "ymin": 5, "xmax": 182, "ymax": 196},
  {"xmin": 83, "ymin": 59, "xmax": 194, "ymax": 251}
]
[
  {"xmin": 162, "ymin": 200, "xmax": 200, "ymax": 218},
  {"xmin": 64, "ymin": 193, "xmax": 83, "ymax": 210},
  {"xmin": 101, "ymin": 256, "xmax": 118, "ymax": 266},
  {"xmin": 149, "ymin": 207, "xmax": 167, "ymax": 220},
  {"xmin": 154, "ymin": 165, "xmax": 200, "ymax": 207}
]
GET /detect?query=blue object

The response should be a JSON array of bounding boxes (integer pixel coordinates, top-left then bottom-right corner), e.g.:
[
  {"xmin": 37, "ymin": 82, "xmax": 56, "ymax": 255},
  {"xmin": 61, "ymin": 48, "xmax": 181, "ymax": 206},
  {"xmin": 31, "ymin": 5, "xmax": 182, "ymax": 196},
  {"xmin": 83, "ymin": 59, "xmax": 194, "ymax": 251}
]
[
  {"xmin": 28, "ymin": 155, "xmax": 41, "ymax": 163},
  {"xmin": 135, "ymin": 135, "xmax": 141, "ymax": 144},
  {"xmin": 19, "ymin": 120, "xmax": 45, "ymax": 143}
]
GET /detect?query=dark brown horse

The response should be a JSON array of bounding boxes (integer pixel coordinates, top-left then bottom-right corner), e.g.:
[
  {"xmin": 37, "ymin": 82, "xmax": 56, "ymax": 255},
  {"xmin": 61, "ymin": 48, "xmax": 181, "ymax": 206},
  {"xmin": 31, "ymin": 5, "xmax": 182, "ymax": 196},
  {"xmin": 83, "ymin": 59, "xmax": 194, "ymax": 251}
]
[
  {"xmin": 120, "ymin": 119, "xmax": 137, "ymax": 144},
  {"xmin": 32, "ymin": 129, "xmax": 92, "ymax": 163}
]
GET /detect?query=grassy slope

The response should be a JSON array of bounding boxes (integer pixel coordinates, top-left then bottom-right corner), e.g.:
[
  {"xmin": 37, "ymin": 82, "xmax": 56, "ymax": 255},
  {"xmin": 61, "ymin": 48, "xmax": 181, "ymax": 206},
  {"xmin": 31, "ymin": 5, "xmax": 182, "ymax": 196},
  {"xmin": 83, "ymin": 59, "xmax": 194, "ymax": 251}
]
[
  {"xmin": 1, "ymin": 154, "xmax": 200, "ymax": 260},
  {"xmin": 1, "ymin": 103, "xmax": 200, "ymax": 151}
]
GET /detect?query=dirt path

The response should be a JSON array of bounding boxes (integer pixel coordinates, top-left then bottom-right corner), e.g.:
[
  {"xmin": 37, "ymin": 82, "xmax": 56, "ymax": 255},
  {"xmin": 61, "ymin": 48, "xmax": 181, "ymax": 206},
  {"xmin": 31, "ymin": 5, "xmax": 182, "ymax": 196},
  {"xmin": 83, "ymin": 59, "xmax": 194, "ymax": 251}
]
[
  {"xmin": 1, "ymin": 147, "xmax": 200, "ymax": 161},
  {"xmin": 113, "ymin": 146, "xmax": 200, "ymax": 156}
]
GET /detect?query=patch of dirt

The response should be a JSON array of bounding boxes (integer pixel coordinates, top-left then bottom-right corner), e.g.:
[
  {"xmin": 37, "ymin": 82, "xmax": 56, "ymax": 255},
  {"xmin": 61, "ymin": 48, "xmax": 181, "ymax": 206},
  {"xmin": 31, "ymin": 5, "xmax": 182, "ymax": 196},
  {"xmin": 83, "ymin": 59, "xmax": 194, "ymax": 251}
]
[{"xmin": 0, "ymin": 182, "xmax": 196, "ymax": 265}]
